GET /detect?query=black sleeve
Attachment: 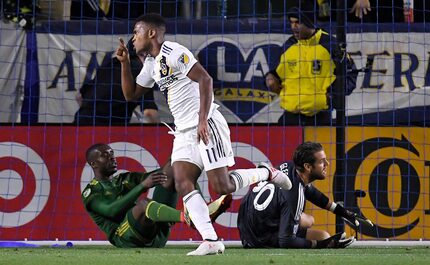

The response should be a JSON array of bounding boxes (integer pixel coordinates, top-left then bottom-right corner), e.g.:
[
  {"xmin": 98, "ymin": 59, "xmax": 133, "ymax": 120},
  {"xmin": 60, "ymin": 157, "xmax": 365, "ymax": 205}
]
[
  {"xmin": 278, "ymin": 187, "xmax": 313, "ymax": 248},
  {"xmin": 304, "ymin": 184, "xmax": 329, "ymax": 210}
]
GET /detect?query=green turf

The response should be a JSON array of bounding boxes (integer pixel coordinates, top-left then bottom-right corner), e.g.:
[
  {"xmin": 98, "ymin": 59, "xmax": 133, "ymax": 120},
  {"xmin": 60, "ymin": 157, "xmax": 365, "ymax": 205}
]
[{"xmin": 1, "ymin": 245, "xmax": 429, "ymax": 265}]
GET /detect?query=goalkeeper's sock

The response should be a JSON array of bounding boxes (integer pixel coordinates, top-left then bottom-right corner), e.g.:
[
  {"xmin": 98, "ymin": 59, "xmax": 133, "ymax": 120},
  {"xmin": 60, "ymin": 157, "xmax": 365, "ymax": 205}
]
[
  {"xmin": 230, "ymin": 168, "xmax": 269, "ymax": 192},
  {"xmin": 145, "ymin": 201, "xmax": 182, "ymax": 222}
]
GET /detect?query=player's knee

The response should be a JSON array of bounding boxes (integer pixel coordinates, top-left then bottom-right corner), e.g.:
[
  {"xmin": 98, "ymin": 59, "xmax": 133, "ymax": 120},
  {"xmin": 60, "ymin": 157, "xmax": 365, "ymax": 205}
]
[
  {"xmin": 210, "ymin": 182, "xmax": 233, "ymax": 195},
  {"xmin": 174, "ymin": 181, "xmax": 196, "ymax": 196},
  {"xmin": 131, "ymin": 199, "xmax": 150, "ymax": 221},
  {"xmin": 300, "ymin": 213, "xmax": 315, "ymax": 228},
  {"xmin": 135, "ymin": 199, "xmax": 149, "ymax": 212},
  {"xmin": 321, "ymin": 230, "xmax": 331, "ymax": 240},
  {"xmin": 308, "ymin": 215, "xmax": 315, "ymax": 226},
  {"xmin": 161, "ymin": 178, "xmax": 175, "ymax": 191}
]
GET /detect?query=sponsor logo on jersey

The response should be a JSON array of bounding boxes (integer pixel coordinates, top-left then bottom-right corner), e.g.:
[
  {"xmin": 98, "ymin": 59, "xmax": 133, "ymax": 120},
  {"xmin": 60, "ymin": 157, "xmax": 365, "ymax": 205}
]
[
  {"xmin": 83, "ymin": 188, "xmax": 91, "ymax": 198},
  {"xmin": 157, "ymin": 75, "xmax": 179, "ymax": 91},
  {"xmin": 312, "ymin": 60, "xmax": 322, "ymax": 75},
  {"xmin": 287, "ymin": 60, "xmax": 297, "ymax": 71},
  {"xmin": 159, "ymin": 56, "xmax": 170, "ymax": 77},
  {"xmin": 178, "ymin": 53, "xmax": 190, "ymax": 65},
  {"xmin": 89, "ymin": 179, "xmax": 98, "ymax": 185}
]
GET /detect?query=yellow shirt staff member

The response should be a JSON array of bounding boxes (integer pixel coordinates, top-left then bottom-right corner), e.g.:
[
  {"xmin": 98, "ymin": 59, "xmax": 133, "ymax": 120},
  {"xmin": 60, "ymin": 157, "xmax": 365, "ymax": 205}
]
[{"xmin": 271, "ymin": 4, "xmax": 357, "ymax": 126}]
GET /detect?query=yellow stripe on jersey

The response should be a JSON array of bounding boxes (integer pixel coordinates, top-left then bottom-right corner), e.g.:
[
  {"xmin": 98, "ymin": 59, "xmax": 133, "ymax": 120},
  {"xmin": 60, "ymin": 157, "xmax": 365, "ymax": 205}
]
[{"xmin": 116, "ymin": 221, "xmax": 130, "ymax": 237}]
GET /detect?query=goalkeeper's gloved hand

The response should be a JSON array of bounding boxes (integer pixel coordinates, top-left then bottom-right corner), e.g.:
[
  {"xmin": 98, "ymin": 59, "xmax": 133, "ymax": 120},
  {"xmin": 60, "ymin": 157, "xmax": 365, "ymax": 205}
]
[
  {"xmin": 343, "ymin": 209, "xmax": 360, "ymax": 227},
  {"xmin": 316, "ymin": 232, "xmax": 355, "ymax": 249},
  {"xmin": 336, "ymin": 235, "xmax": 355, "ymax": 248},
  {"xmin": 330, "ymin": 202, "xmax": 374, "ymax": 228}
]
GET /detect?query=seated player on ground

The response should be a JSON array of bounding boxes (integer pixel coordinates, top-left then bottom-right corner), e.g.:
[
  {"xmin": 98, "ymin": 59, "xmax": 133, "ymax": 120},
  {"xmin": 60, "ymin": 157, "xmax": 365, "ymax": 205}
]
[
  {"xmin": 237, "ymin": 142, "xmax": 371, "ymax": 248},
  {"xmin": 82, "ymin": 143, "xmax": 232, "ymax": 247}
]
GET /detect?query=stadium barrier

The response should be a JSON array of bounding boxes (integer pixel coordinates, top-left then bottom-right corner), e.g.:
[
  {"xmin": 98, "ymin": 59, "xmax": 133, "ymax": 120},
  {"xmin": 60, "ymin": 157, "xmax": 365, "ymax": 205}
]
[{"xmin": 1, "ymin": 125, "xmax": 430, "ymax": 240}]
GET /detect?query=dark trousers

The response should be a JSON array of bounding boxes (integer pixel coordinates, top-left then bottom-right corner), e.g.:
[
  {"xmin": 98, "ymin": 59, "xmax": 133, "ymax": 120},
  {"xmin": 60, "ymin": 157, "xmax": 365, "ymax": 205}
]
[{"xmin": 277, "ymin": 110, "xmax": 332, "ymax": 126}]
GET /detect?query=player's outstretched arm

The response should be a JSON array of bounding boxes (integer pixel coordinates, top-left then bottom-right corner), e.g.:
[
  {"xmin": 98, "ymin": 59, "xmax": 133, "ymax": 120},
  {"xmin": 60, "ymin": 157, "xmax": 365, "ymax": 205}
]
[
  {"xmin": 305, "ymin": 184, "xmax": 331, "ymax": 210},
  {"xmin": 329, "ymin": 202, "xmax": 374, "ymax": 228},
  {"xmin": 88, "ymin": 173, "xmax": 167, "ymax": 219},
  {"xmin": 116, "ymin": 38, "xmax": 151, "ymax": 101}
]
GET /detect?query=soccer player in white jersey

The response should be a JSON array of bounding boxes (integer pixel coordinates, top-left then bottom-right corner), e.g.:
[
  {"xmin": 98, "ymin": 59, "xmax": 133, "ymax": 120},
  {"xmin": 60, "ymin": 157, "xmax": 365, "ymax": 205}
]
[{"xmin": 116, "ymin": 13, "xmax": 292, "ymax": 256}]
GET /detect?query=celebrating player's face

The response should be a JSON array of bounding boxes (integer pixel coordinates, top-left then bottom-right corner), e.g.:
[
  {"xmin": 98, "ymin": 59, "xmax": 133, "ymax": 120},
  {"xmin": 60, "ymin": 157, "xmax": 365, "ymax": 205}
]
[
  {"xmin": 309, "ymin": 150, "xmax": 329, "ymax": 181},
  {"xmin": 132, "ymin": 22, "xmax": 152, "ymax": 55}
]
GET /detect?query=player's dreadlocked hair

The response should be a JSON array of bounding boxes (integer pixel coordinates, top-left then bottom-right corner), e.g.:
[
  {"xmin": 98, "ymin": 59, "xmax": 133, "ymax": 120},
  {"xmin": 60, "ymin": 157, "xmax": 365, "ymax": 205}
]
[{"xmin": 293, "ymin": 142, "xmax": 323, "ymax": 172}]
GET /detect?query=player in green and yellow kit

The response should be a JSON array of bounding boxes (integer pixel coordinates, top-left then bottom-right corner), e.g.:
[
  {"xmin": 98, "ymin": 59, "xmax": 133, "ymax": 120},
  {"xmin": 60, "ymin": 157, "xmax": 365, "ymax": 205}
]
[{"xmin": 82, "ymin": 143, "xmax": 232, "ymax": 248}]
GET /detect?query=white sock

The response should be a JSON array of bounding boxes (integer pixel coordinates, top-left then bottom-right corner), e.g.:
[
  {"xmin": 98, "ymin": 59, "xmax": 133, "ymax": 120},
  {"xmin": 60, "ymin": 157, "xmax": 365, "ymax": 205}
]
[
  {"xmin": 230, "ymin": 168, "xmax": 269, "ymax": 192},
  {"xmin": 183, "ymin": 190, "xmax": 218, "ymax": 241}
]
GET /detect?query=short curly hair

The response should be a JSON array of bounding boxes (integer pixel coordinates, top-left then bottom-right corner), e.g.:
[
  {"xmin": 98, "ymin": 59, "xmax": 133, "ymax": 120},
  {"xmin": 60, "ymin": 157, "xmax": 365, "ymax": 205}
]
[{"xmin": 293, "ymin": 142, "xmax": 323, "ymax": 172}]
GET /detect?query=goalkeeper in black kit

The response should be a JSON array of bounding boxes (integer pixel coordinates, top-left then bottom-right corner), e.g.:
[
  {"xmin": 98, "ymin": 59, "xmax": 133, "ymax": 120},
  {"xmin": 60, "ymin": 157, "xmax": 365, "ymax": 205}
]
[{"xmin": 238, "ymin": 142, "xmax": 371, "ymax": 248}]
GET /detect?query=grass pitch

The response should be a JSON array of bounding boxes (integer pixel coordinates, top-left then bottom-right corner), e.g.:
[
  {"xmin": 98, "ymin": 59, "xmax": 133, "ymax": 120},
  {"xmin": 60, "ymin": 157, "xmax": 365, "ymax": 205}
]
[{"xmin": 1, "ymin": 245, "xmax": 429, "ymax": 265}]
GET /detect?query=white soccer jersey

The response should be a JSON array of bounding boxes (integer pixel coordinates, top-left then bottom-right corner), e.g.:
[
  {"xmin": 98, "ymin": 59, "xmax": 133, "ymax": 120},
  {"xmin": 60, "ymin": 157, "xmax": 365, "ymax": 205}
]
[{"xmin": 136, "ymin": 41, "xmax": 217, "ymax": 131}]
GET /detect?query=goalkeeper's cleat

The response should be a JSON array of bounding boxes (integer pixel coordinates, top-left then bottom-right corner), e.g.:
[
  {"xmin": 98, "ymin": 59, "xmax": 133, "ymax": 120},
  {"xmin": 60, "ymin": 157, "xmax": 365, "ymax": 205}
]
[
  {"xmin": 258, "ymin": 162, "xmax": 292, "ymax": 190},
  {"xmin": 183, "ymin": 194, "xmax": 233, "ymax": 229},
  {"xmin": 187, "ymin": 240, "xmax": 225, "ymax": 256}
]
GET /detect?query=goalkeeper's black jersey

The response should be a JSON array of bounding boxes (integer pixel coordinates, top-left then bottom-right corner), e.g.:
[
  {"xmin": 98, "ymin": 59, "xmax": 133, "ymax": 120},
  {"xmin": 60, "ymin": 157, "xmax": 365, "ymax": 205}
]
[{"xmin": 237, "ymin": 162, "xmax": 327, "ymax": 248}]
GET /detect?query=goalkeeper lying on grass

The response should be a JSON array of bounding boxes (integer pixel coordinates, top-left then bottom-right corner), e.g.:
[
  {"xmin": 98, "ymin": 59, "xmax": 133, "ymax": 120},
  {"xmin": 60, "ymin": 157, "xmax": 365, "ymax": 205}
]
[
  {"xmin": 82, "ymin": 143, "xmax": 231, "ymax": 248},
  {"xmin": 238, "ymin": 142, "xmax": 372, "ymax": 249}
]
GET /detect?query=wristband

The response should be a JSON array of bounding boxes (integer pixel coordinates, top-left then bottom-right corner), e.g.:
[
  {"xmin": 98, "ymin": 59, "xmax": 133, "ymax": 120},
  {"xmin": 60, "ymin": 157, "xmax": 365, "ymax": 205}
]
[
  {"xmin": 329, "ymin": 202, "xmax": 337, "ymax": 212},
  {"xmin": 333, "ymin": 203, "xmax": 348, "ymax": 217}
]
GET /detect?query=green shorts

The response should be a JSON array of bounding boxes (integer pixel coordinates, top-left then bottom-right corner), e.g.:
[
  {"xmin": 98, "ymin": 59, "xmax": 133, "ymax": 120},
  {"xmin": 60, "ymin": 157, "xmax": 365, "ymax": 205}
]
[{"xmin": 110, "ymin": 209, "xmax": 170, "ymax": 248}]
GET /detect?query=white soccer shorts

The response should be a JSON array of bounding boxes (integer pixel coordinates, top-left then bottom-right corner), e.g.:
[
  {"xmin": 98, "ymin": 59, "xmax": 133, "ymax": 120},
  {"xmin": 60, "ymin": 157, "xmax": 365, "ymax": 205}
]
[{"xmin": 171, "ymin": 109, "xmax": 235, "ymax": 171}]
